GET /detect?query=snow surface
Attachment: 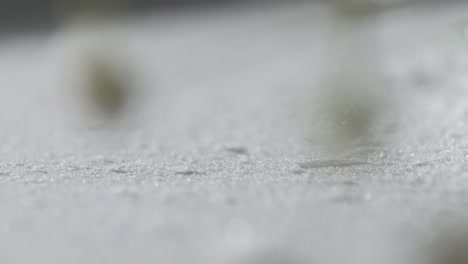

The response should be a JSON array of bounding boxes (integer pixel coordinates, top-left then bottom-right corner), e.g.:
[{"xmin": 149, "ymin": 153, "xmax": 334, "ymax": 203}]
[{"xmin": 1, "ymin": 2, "xmax": 468, "ymax": 264}]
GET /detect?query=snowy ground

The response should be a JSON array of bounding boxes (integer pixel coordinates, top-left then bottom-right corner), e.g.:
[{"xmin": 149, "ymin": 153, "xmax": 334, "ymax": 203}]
[{"xmin": 1, "ymin": 2, "xmax": 468, "ymax": 264}]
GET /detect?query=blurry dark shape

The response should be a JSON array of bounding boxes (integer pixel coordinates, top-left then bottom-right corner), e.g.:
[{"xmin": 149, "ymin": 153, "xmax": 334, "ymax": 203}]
[
  {"xmin": 430, "ymin": 226, "xmax": 468, "ymax": 264},
  {"xmin": 317, "ymin": 85, "xmax": 383, "ymax": 146},
  {"xmin": 84, "ymin": 54, "xmax": 129, "ymax": 116},
  {"xmin": 49, "ymin": 0, "xmax": 136, "ymax": 124},
  {"xmin": 313, "ymin": 0, "xmax": 388, "ymax": 148}
]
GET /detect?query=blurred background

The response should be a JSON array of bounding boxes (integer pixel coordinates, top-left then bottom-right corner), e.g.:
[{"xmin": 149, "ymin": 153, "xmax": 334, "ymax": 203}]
[
  {"xmin": 1, "ymin": 0, "xmax": 274, "ymax": 32},
  {"xmin": 1, "ymin": 0, "xmax": 465, "ymax": 32}
]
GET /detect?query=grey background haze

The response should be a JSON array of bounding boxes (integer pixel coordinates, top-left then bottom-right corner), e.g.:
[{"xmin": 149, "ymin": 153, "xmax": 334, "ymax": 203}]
[{"xmin": 1, "ymin": 0, "xmax": 464, "ymax": 32}]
